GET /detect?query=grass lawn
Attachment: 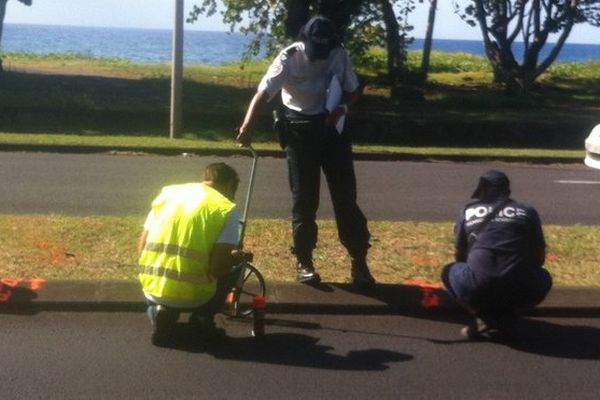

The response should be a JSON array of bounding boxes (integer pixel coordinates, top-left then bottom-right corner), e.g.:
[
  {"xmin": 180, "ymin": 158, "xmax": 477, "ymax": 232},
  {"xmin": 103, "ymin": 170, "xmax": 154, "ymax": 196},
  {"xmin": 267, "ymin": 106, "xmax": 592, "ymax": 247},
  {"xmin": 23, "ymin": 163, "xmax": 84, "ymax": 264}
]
[
  {"xmin": 1, "ymin": 215, "xmax": 598, "ymax": 287},
  {"xmin": 0, "ymin": 52, "xmax": 598, "ymax": 286},
  {"xmin": 0, "ymin": 132, "xmax": 585, "ymax": 161},
  {"xmin": 1, "ymin": 51, "xmax": 598, "ymax": 150}
]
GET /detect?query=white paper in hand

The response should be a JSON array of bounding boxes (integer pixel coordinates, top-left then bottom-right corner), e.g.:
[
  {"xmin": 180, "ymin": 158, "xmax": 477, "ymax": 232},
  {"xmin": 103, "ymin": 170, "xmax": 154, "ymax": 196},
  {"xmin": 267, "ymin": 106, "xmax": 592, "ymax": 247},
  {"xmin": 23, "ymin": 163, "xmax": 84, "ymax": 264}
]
[{"xmin": 326, "ymin": 75, "xmax": 345, "ymax": 134}]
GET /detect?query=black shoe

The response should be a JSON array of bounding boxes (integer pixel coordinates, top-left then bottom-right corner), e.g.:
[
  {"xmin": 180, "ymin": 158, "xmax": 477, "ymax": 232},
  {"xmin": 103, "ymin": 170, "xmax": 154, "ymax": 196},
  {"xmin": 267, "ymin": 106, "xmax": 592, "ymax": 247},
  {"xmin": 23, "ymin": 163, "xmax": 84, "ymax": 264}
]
[
  {"xmin": 461, "ymin": 317, "xmax": 495, "ymax": 340},
  {"xmin": 483, "ymin": 313, "xmax": 519, "ymax": 343},
  {"xmin": 461, "ymin": 315, "xmax": 518, "ymax": 342},
  {"xmin": 296, "ymin": 262, "xmax": 321, "ymax": 284},
  {"xmin": 151, "ymin": 305, "xmax": 175, "ymax": 346},
  {"xmin": 351, "ymin": 259, "xmax": 376, "ymax": 291}
]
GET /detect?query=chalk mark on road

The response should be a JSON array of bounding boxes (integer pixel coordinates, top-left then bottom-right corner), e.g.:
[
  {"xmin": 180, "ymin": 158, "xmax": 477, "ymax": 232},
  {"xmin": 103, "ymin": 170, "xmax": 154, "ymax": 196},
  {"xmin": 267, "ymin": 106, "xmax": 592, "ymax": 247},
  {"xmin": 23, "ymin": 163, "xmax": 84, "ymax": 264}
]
[{"xmin": 555, "ymin": 180, "xmax": 600, "ymax": 185}]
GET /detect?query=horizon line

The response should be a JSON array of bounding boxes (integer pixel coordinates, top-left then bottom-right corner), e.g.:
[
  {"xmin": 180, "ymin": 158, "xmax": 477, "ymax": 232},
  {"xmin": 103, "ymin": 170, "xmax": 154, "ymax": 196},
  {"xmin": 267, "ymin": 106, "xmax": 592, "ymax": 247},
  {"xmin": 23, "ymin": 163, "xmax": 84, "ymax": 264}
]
[{"xmin": 5, "ymin": 21, "xmax": 600, "ymax": 46}]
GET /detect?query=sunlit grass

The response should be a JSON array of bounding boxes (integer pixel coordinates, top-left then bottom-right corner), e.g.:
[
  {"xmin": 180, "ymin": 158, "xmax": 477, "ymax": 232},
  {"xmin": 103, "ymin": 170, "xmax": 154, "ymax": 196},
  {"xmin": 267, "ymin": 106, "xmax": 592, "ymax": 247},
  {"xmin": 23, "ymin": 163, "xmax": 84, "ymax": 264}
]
[
  {"xmin": 1, "ymin": 52, "xmax": 268, "ymax": 87},
  {"xmin": 0, "ymin": 215, "xmax": 597, "ymax": 286},
  {"xmin": 0, "ymin": 132, "xmax": 584, "ymax": 160},
  {"xmin": 0, "ymin": 51, "xmax": 597, "ymax": 154}
]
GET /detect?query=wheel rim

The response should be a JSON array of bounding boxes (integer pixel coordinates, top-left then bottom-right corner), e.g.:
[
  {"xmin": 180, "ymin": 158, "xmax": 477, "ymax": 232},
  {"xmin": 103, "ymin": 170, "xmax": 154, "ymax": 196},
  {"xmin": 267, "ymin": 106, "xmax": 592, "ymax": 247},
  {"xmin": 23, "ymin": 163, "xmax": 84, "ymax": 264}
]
[{"xmin": 227, "ymin": 264, "xmax": 266, "ymax": 318}]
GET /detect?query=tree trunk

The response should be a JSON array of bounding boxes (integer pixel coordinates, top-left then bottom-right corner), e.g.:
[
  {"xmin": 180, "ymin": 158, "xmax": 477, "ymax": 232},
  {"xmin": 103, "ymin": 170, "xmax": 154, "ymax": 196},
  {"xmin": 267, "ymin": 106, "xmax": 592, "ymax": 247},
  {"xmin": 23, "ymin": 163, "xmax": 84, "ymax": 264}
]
[
  {"xmin": 516, "ymin": 2, "xmax": 575, "ymax": 93},
  {"xmin": 0, "ymin": 0, "xmax": 8, "ymax": 72},
  {"xmin": 284, "ymin": 0, "xmax": 311, "ymax": 38},
  {"xmin": 474, "ymin": 0, "xmax": 522, "ymax": 92},
  {"xmin": 0, "ymin": 0, "xmax": 7, "ymax": 47},
  {"xmin": 469, "ymin": 0, "xmax": 582, "ymax": 93},
  {"xmin": 534, "ymin": 2, "xmax": 577, "ymax": 79},
  {"xmin": 318, "ymin": 0, "xmax": 357, "ymax": 39},
  {"xmin": 420, "ymin": 0, "xmax": 437, "ymax": 83},
  {"xmin": 380, "ymin": 0, "xmax": 404, "ymax": 85}
]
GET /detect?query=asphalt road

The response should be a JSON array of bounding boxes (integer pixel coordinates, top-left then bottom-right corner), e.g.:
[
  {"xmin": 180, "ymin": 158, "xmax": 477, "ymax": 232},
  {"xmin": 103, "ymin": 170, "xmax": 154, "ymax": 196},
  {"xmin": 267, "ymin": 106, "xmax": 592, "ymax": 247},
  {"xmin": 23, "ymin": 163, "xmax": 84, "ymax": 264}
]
[
  {"xmin": 1, "ymin": 151, "xmax": 600, "ymax": 224},
  {"xmin": 2, "ymin": 311, "xmax": 599, "ymax": 399},
  {"xmin": 2, "ymin": 151, "xmax": 599, "ymax": 399}
]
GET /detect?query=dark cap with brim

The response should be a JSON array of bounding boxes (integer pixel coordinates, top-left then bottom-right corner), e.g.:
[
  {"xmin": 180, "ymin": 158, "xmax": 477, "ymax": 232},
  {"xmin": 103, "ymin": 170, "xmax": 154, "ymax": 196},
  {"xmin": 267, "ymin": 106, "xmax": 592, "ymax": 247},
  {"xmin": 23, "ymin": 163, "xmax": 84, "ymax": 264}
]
[
  {"xmin": 303, "ymin": 16, "xmax": 335, "ymax": 61},
  {"xmin": 471, "ymin": 170, "xmax": 510, "ymax": 198}
]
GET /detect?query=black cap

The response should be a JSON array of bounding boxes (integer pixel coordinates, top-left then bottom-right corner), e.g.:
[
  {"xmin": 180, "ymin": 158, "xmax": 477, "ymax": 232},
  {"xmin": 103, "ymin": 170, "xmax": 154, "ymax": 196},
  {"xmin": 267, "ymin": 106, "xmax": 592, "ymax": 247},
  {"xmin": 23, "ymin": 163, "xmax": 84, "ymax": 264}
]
[
  {"xmin": 471, "ymin": 170, "xmax": 510, "ymax": 199},
  {"xmin": 303, "ymin": 16, "xmax": 336, "ymax": 61}
]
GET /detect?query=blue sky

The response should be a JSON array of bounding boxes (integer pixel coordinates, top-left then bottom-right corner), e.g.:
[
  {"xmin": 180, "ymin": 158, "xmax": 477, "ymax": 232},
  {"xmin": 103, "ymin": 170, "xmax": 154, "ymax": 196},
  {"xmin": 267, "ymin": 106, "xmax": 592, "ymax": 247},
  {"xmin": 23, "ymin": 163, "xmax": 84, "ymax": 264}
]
[{"xmin": 5, "ymin": 0, "xmax": 600, "ymax": 44}]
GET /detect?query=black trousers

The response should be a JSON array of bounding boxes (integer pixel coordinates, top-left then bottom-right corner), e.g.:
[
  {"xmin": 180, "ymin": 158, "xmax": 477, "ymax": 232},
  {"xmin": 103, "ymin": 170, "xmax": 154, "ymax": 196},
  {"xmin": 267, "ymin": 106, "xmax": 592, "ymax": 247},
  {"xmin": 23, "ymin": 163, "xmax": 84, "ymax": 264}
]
[{"xmin": 284, "ymin": 117, "xmax": 370, "ymax": 263}]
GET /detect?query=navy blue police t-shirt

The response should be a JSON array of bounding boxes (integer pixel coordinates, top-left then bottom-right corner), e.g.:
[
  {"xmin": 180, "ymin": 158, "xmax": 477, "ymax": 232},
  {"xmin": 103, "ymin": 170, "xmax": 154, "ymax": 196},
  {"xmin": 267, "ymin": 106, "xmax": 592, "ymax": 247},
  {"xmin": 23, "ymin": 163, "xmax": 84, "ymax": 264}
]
[{"xmin": 454, "ymin": 198, "xmax": 545, "ymax": 283}]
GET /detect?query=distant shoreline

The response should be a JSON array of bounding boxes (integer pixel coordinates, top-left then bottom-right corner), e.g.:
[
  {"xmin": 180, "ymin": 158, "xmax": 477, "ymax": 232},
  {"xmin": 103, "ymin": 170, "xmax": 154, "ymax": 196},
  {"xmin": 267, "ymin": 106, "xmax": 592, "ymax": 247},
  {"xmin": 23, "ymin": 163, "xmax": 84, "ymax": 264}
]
[
  {"xmin": 5, "ymin": 22, "xmax": 599, "ymax": 46},
  {"xmin": 3, "ymin": 23, "xmax": 600, "ymax": 64}
]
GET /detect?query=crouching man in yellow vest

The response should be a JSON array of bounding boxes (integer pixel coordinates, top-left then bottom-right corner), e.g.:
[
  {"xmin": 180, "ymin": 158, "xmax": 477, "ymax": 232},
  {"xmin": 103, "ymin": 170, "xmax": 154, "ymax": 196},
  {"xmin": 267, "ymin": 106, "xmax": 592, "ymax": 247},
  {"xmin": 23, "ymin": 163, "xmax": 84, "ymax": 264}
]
[{"xmin": 138, "ymin": 162, "xmax": 249, "ymax": 346}]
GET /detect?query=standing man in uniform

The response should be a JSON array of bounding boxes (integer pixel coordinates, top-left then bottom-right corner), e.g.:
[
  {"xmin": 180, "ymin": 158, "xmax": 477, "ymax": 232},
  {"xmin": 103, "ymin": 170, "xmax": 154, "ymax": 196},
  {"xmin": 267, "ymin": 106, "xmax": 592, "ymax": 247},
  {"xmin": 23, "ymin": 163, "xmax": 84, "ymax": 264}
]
[
  {"xmin": 442, "ymin": 170, "xmax": 552, "ymax": 341},
  {"xmin": 236, "ymin": 15, "xmax": 375, "ymax": 290},
  {"xmin": 138, "ymin": 163, "xmax": 248, "ymax": 346}
]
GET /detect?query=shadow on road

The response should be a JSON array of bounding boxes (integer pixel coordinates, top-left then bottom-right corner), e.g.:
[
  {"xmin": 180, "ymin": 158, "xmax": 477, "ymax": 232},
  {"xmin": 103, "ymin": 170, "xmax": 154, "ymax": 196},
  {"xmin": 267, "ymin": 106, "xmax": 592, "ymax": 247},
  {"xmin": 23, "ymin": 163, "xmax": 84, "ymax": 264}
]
[
  {"xmin": 428, "ymin": 317, "xmax": 600, "ymax": 360},
  {"xmin": 155, "ymin": 322, "xmax": 412, "ymax": 370},
  {"xmin": 509, "ymin": 318, "xmax": 600, "ymax": 360}
]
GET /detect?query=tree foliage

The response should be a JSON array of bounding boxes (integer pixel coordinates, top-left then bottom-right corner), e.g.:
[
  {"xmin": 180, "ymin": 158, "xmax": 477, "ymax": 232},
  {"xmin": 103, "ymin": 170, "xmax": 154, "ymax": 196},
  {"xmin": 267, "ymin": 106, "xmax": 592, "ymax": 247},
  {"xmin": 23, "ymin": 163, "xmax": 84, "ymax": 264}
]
[
  {"xmin": 452, "ymin": 0, "xmax": 600, "ymax": 92},
  {"xmin": 188, "ymin": 0, "xmax": 419, "ymax": 86}
]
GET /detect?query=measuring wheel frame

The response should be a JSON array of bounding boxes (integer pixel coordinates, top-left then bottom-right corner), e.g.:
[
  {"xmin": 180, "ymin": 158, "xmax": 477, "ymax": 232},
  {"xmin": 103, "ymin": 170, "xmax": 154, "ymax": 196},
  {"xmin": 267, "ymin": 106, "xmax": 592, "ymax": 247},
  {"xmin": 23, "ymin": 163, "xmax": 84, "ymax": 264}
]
[{"xmin": 223, "ymin": 262, "xmax": 266, "ymax": 318}]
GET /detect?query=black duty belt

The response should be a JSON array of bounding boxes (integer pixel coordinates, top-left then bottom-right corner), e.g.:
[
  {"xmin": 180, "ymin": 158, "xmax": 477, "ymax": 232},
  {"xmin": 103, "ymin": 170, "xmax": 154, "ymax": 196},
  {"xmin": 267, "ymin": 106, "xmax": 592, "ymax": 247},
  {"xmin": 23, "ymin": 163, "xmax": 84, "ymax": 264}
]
[{"xmin": 285, "ymin": 110, "xmax": 327, "ymax": 124}]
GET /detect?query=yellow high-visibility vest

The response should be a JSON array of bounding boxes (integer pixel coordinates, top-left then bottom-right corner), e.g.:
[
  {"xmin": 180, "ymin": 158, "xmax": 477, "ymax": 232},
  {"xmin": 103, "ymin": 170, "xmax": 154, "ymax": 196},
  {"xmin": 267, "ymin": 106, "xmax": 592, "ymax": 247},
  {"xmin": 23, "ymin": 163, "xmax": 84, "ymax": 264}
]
[{"xmin": 138, "ymin": 183, "xmax": 235, "ymax": 308}]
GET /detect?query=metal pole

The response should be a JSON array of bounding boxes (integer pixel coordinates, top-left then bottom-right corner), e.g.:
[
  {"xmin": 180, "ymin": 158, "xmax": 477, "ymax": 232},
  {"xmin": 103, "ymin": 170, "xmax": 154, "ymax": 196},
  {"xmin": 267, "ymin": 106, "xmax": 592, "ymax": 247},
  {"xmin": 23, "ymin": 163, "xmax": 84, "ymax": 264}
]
[
  {"xmin": 170, "ymin": 0, "xmax": 184, "ymax": 139},
  {"xmin": 238, "ymin": 146, "xmax": 258, "ymax": 248}
]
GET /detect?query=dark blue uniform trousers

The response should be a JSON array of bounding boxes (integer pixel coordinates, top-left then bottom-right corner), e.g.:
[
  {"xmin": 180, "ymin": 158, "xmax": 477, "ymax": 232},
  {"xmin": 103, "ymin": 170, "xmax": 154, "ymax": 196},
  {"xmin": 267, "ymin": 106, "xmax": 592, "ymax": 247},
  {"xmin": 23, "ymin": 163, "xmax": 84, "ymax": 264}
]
[{"xmin": 284, "ymin": 119, "xmax": 370, "ymax": 263}]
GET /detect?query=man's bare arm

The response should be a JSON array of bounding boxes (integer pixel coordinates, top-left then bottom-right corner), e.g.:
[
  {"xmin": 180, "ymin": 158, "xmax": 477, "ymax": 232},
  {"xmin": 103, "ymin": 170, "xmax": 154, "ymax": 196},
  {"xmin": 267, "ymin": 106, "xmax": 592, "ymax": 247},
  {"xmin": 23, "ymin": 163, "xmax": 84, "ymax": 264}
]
[{"xmin": 237, "ymin": 89, "xmax": 269, "ymax": 147}]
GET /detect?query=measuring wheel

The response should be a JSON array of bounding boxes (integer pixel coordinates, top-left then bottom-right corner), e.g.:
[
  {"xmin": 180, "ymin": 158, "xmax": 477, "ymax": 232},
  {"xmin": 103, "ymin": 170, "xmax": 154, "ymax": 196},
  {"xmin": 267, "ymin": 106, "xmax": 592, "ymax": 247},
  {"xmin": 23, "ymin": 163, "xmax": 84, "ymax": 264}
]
[{"xmin": 223, "ymin": 262, "xmax": 266, "ymax": 318}]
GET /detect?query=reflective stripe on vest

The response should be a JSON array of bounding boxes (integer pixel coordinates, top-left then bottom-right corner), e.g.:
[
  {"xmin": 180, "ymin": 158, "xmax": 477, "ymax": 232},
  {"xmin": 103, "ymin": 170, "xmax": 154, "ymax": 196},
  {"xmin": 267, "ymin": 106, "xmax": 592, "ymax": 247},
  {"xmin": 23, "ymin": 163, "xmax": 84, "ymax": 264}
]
[
  {"xmin": 143, "ymin": 242, "xmax": 209, "ymax": 265},
  {"xmin": 139, "ymin": 265, "xmax": 213, "ymax": 285}
]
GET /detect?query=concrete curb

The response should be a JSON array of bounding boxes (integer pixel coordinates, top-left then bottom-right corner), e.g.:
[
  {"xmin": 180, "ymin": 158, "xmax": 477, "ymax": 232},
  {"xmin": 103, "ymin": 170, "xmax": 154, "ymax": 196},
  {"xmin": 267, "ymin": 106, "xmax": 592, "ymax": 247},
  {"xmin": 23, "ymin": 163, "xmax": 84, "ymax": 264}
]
[
  {"xmin": 0, "ymin": 142, "xmax": 582, "ymax": 165},
  {"xmin": 1, "ymin": 280, "xmax": 599, "ymax": 316}
]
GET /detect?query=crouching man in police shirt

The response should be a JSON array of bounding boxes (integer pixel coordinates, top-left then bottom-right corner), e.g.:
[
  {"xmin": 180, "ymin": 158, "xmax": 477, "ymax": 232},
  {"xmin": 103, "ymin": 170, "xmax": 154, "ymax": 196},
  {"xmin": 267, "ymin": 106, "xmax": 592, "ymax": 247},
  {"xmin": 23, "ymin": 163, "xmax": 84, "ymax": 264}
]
[{"xmin": 442, "ymin": 170, "xmax": 552, "ymax": 341}]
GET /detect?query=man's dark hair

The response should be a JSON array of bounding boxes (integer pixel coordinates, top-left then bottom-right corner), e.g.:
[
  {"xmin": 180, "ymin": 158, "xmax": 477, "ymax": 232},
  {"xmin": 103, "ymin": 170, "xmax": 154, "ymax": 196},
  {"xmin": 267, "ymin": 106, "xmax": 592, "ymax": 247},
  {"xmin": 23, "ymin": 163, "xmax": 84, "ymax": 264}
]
[{"xmin": 204, "ymin": 163, "xmax": 239, "ymax": 190}]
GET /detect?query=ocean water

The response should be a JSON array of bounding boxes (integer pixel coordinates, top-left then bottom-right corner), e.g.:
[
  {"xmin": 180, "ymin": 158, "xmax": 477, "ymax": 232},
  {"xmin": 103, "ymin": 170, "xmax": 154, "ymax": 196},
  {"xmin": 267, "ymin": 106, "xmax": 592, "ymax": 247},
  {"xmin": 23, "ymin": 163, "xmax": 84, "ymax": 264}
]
[
  {"xmin": 2, "ymin": 23, "xmax": 599, "ymax": 65},
  {"xmin": 2, "ymin": 24, "xmax": 255, "ymax": 64}
]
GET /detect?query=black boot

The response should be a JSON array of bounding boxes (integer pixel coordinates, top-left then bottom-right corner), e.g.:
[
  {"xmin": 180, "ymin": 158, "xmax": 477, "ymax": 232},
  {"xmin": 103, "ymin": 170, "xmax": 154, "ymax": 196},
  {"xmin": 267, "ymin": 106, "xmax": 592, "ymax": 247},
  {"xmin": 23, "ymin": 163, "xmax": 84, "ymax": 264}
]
[
  {"xmin": 351, "ymin": 258, "xmax": 376, "ymax": 291},
  {"xmin": 296, "ymin": 260, "xmax": 321, "ymax": 284},
  {"xmin": 461, "ymin": 312, "xmax": 518, "ymax": 342},
  {"xmin": 151, "ymin": 305, "xmax": 178, "ymax": 347}
]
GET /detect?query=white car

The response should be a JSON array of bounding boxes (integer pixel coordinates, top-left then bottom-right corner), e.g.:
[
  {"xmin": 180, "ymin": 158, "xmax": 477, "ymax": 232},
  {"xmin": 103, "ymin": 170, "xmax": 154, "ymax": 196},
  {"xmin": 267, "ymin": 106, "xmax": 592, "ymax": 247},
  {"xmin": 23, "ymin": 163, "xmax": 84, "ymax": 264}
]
[{"xmin": 584, "ymin": 124, "xmax": 600, "ymax": 169}]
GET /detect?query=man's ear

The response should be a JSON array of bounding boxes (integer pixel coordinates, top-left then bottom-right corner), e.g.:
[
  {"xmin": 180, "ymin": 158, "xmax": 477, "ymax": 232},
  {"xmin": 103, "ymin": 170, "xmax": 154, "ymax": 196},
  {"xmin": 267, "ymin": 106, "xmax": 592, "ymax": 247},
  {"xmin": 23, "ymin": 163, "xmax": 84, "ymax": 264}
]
[{"xmin": 220, "ymin": 181, "xmax": 237, "ymax": 201}]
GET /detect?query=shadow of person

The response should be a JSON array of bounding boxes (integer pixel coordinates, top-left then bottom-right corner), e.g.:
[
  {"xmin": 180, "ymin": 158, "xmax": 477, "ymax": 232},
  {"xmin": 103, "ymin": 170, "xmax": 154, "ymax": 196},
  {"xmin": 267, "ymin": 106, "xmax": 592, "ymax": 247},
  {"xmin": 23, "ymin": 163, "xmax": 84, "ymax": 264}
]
[
  {"xmin": 332, "ymin": 282, "xmax": 445, "ymax": 308},
  {"xmin": 156, "ymin": 323, "xmax": 412, "ymax": 370},
  {"xmin": 0, "ymin": 286, "xmax": 39, "ymax": 316},
  {"xmin": 302, "ymin": 281, "xmax": 335, "ymax": 293},
  {"xmin": 327, "ymin": 283, "xmax": 461, "ymax": 324},
  {"xmin": 508, "ymin": 318, "xmax": 600, "ymax": 360},
  {"xmin": 426, "ymin": 317, "xmax": 600, "ymax": 361}
]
